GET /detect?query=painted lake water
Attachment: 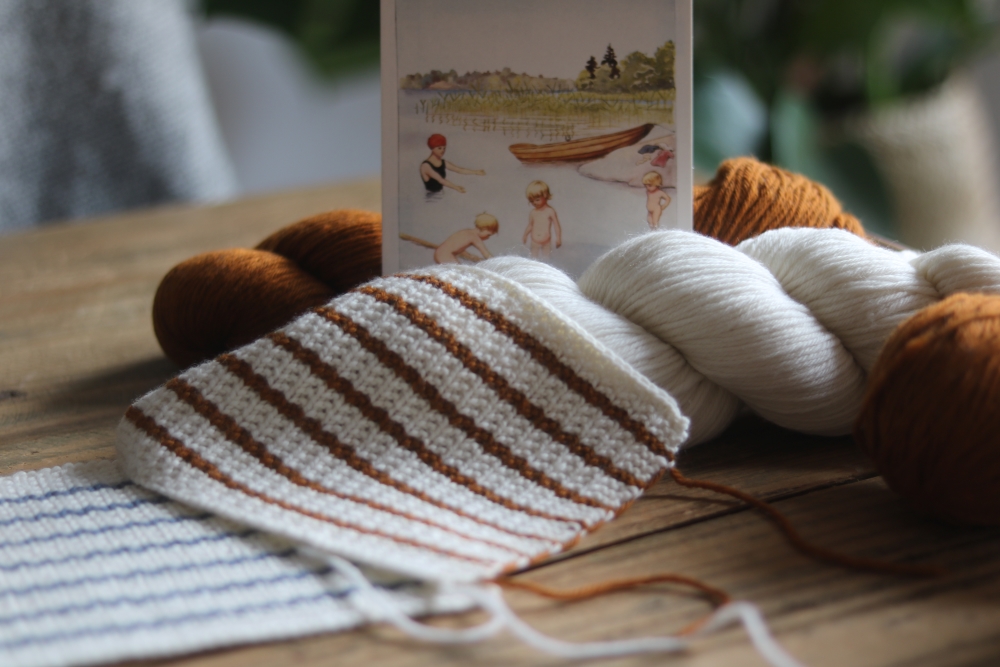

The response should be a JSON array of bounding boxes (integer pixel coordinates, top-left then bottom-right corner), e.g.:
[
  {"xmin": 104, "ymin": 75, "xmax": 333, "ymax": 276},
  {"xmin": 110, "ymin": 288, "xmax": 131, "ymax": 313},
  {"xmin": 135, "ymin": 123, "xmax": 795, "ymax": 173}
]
[{"xmin": 396, "ymin": 90, "xmax": 679, "ymax": 278}]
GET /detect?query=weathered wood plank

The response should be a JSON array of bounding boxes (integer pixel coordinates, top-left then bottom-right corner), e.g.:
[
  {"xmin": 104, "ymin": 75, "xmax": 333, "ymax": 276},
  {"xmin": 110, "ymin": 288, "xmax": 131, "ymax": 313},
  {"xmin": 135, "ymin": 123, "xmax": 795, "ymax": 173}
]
[
  {"xmin": 0, "ymin": 181, "xmax": 380, "ymax": 472},
  {"xmin": 120, "ymin": 478, "xmax": 1000, "ymax": 667},
  {"xmin": 4, "ymin": 184, "xmax": 998, "ymax": 667},
  {"xmin": 562, "ymin": 417, "xmax": 875, "ymax": 557}
]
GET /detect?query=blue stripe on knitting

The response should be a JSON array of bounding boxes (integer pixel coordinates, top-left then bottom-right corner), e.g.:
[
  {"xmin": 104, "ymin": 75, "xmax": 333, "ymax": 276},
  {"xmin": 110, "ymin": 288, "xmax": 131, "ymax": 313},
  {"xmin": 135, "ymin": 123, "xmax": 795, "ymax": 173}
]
[
  {"xmin": 0, "ymin": 529, "xmax": 258, "ymax": 572},
  {"xmin": 0, "ymin": 548, "xmax": 300, "ymax": 598},
  {"xmin": 0, "ymin": 480, "xmax": 135, "ymax": 507},
  {"xmin": 0, "ymin": 589, "xmax": 362, "ymax": 651},
  {"xmin": 0, "ymin": 512, "xmax": 213, "ymax": 550},
  {"xmin": 0, "ymin": 567, "xmax": 339, "ymax": 626},
  {"xmin": 0, "ymin": 497, "xmax": 169, "ymax": 528}
]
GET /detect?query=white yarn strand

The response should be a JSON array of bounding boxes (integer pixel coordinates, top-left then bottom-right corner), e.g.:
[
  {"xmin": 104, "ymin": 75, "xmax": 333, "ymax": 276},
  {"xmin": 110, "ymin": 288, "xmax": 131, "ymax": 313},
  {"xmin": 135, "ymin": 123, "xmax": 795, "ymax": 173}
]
[{"xmin": 325, "ymin": 555, "xmax": 804, "ymax": 667}]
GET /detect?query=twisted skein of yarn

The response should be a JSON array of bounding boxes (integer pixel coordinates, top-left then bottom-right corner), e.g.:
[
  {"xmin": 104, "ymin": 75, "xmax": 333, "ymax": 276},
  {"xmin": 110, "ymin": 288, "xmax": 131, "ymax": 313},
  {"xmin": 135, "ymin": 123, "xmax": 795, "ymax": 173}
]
[
  {"xmin": 150, "ymin": 157, "xmax": 1000, "ymax": 525},
  {"xmin": 153, "ymin": 158, "xmax": 862, "ymax": 368},
  {"xmin": 486, "ymin": 229, "xmax": 1000, "ymax": 448},
  {"xmin": 693, "ymin": 157, "xmax": 866, "ymax": 245},
  {"xmin": 153, "ymin": 209, "xmax": 381, "ymax": 367}
]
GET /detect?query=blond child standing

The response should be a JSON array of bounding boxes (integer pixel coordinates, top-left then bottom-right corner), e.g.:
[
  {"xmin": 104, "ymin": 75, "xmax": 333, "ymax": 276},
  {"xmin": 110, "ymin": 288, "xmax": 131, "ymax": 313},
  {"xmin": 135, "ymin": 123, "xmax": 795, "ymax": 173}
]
[
  {"xmin": 642, "ymin": 171, "xmax": 672, "ymax": 229},
  {"xmin": 521, "ymin": 180, "xmax": 562, "ymax": 258},
  {"xmin": 433, "ymin": 212, "xmax": 498, "ymax": 264}
]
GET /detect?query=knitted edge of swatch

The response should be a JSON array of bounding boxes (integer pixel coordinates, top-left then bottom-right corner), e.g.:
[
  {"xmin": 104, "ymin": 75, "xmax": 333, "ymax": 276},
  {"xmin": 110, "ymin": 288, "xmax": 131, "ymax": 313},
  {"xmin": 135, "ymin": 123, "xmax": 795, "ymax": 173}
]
[{"xmin": 116, "ymin": 264, "xmax": 689, "ymax": 583}]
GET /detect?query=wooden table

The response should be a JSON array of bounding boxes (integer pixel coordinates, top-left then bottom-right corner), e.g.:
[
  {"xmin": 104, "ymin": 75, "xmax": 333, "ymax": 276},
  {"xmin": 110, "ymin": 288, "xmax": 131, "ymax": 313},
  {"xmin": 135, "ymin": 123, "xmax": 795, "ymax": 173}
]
[{"xmin": 2, "ymin": 181, "xmax": 998, "ymax": 667}]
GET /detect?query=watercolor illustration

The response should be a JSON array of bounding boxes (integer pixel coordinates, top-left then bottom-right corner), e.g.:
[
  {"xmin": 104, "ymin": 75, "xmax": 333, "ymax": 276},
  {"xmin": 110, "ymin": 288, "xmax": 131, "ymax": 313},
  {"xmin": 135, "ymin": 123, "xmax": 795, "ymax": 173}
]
[{"xmin": 386, "ymin": 0, "xmax": 687, "ymax": 277}]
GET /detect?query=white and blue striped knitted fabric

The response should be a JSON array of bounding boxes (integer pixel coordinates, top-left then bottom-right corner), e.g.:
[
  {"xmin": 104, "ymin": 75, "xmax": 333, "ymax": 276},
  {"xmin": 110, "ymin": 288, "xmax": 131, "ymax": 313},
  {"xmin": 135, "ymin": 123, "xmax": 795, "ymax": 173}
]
[{"xmin": 0, "ymin": 460, "xmax": 453, "ymax": 667}]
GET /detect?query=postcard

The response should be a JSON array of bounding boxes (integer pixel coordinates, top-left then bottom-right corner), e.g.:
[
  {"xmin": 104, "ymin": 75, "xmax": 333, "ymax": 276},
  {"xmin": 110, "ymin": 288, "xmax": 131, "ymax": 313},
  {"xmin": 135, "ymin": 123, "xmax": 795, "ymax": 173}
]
[{"xmin": 381, "ymin": 0, "xmax": 692, "ymax": 277}]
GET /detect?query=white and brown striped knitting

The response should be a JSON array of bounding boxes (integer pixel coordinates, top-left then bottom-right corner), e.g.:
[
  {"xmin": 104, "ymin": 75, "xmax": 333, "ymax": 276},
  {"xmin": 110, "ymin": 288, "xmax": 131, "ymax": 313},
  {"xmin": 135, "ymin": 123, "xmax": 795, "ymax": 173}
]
[{"xmin": 116, "ymin": 264, "xmax": 689, "ymax": 583}]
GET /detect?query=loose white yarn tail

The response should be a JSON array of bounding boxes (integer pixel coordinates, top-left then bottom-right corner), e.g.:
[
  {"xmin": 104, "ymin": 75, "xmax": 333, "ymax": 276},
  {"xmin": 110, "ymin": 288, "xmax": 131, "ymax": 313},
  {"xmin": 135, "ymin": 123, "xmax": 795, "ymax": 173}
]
[{"xmin": 327, "ymin": 555, "xmax": 804, "ymax": 667}]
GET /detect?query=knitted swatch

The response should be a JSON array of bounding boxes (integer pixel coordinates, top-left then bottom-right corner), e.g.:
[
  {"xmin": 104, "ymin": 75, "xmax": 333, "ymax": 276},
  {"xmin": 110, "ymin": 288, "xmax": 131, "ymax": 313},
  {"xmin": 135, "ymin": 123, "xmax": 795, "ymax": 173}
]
[
  {"xmin": 0, "ymin": 460, "xmax": 457, "ymax": 667},
  {"xmin": 117, "ymin": 265, "xmax": 688, "ymax": 582}
]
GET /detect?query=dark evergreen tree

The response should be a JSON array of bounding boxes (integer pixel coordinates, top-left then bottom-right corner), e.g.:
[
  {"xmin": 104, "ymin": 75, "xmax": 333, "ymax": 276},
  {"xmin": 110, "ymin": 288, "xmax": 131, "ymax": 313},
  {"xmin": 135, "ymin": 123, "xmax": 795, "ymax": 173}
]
[
  {"xmin": 601, "ymin": 45, "xmax": 620, "ymax": 78},
  {"xmin": 585, "ymin": 55, "xmax": 598, "ymax": 79}
]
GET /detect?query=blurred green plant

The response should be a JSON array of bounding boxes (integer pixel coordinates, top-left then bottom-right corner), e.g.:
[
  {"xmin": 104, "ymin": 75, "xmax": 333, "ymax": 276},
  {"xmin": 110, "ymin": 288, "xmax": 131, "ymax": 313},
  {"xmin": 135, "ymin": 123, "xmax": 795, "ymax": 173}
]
[
  {"xmin": 202, "ymin": 0, "xmax": 379, "ymax": 78},
  {"xmin": 693, "ymin": 0, "xmax": 999, "ymax": 236}
]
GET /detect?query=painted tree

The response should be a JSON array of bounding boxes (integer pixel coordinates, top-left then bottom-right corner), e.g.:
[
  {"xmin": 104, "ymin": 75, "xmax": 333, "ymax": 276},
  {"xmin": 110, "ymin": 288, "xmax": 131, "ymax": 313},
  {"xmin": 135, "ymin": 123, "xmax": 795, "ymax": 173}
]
[
  {"xmin": 585, "ymin": 55, "xmax": 598, "ymax": 79},
  {"xmin": 621, "ymin": 51, "xmax": 657, "ymax": 90},
  {"xmin": 653, "ymin": 41, "xmax": 676, "ymax": 89},
  {"xmin": 601, "ymin": 45, "xmax": 620, "ymax": 78}
]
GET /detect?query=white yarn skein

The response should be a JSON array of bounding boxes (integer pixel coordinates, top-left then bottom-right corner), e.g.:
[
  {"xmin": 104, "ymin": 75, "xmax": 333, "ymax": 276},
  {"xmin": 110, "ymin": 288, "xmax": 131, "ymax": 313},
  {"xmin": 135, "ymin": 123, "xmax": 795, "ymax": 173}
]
[
  {"xmin": 484, "ymin": 255, "xmax": 742, "ymax": 445},
  {"xmin": 483, "ymin": 227, "xmax": 1000, "ymax": 445}
]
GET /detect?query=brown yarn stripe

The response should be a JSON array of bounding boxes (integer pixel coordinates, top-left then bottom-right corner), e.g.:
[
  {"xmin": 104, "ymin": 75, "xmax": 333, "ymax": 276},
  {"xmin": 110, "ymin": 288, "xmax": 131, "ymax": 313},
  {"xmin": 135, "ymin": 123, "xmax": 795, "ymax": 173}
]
[
  {"xmin": 315, "ymin": 307, "xmax": 617, "ymax": 511},
  {"xmin": 355, "ymin": 283, "xmax": 660, "ymax": 481},
  {"xmin": 220, "ymin": 347, "xmax": 573, "ymax": 540},
  {"xmin": 124, "ymin": 404, "xmax": 494, "ymax": 566},
  {"xmin": 264, "ymin": 333, "xmax": 584, "ymax": 528},
  {"xmin": 163, "ymin": 378, "xmax": 511, "ymax": 563},
  {"xmin": 400, "ymin": 275, "xmax": 674, "ymax": 462}
]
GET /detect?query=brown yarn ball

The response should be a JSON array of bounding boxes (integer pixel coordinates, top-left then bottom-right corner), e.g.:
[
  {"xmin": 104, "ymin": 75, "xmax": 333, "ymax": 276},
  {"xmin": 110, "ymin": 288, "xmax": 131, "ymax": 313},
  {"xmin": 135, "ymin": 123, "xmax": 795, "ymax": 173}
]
[
  {"xmin": 152, "ymin": 210, "xmax": 381, "ymax": 367},
  {"xmin": 694, "ymin": 157, "xmax": 867, "ymax": 245},
  {"xmin": 855, "ymin": 293, "xmax": 1000, "ymax": 525}
]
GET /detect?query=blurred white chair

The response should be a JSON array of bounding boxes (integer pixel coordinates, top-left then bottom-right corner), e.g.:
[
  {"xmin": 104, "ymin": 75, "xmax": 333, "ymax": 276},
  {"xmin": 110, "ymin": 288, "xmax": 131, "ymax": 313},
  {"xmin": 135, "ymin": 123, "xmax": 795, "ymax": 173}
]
[
  {"xmin": 0, "ymin": 0, "xmax": 236, "ymax": 234},
  {"xmin": 196, "ymin": 17, "xmax": 381, "ymax": 197}
]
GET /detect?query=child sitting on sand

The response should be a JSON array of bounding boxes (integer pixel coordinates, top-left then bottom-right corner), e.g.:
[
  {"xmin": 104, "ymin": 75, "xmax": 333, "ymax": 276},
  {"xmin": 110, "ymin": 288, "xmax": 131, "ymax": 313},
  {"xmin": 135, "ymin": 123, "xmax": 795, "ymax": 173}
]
[
  {"xmin": 433, "ymin": 212, "xmax": 498, "ymax": 264},
  {"xmin": 521, "ymin": 180, "xmax": 562, "ymax": 259},
  {"xmin": 643, "ymin": 171, "xmax": 672, "ymax": 230}
]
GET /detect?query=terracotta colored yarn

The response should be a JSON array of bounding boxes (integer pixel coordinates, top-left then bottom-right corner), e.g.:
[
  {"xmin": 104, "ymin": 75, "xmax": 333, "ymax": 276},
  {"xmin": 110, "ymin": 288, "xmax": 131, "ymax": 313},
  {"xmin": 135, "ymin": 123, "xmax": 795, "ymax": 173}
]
[
  {"xmin": 855, "ymin": 293, "xmax": 1000, "ymax": 526},
  {"xmin": 153, "ymin": 210, "xmax": 380, "ymax": 368},
  {"xmin": 147, "ymin": 159, "xmax": 1000, "ymax": 538},
  {"xmin": 694, "ymin": 157, "xmax": 867, "ymax": 245},
  {"xmin": 153, "ymin": 158, "xmax": 868, "ymax": 368}
]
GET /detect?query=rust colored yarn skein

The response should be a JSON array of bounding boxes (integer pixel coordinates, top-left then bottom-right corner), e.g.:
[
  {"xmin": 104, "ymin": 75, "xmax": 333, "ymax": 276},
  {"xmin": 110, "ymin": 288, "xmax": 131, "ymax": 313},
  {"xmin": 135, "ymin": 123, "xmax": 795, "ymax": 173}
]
[
  {"xmin": 694, "ymin": 158, "xmax": 866, "ymax": 245},
  {"xmin": 152, "ymin": 157, "xmax": 865, "ymax": 368},
  {"xmin": 855, "ymin": 293, "xmax": 1000, "ymax": 525},
  {"xmin": 153, "ymin": 210, "xmax": 380, "ymax": 368}
]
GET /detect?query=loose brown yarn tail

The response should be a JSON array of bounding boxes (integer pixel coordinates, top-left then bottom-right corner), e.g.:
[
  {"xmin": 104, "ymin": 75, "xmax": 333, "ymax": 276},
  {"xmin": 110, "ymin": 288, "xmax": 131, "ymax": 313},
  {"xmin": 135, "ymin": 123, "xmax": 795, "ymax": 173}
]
[
  {"xmin": 668, "ymin": 468, "xmax": 944, "ymax": 577},
  {"xmin": 497, "ymin": 572, "xmax": 730, "ymax": 606},
  {"xmin": 493, "ymin": 462, "xmax": 943, "ymax": 644},
  {"xmin": 496, "ymin": 572, "xmax": 730, "ymax": 636},
  {"xmin": 694, "ymin": 158, "xmax": 866, "ymax": 245}
]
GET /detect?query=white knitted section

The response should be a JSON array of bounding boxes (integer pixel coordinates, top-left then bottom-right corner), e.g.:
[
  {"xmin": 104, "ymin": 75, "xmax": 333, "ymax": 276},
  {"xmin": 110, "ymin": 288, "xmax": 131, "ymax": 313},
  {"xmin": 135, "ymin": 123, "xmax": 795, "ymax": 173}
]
[
  {"xmin": 485, "ymin": 227, "xmax": 1000, "ymax": 443},
  {"xmin": 0, "ymin": 460, "xmax": 460, "ymax": 667},
  {"xmin": 116, "ymin": 266, "xmax": 688, "ymax": 583}
]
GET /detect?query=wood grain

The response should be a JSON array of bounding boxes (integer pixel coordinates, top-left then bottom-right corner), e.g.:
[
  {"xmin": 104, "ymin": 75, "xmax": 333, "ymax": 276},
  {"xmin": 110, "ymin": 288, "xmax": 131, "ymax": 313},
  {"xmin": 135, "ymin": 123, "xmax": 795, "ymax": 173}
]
[
  {"xmin": 2, "ymin": 182, "xmax": 999, "ymax": 667},
  {"xmin": 0, "ymin": 180, "xmax": 380, "ymax": 472}
]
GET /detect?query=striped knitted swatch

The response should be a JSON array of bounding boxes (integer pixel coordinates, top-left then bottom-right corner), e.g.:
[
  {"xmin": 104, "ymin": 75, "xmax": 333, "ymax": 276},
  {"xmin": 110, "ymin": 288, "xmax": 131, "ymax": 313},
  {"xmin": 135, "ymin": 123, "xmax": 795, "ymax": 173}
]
[
  {"xmin": 116, "ymin": 265, "xmax": 689, "ymax": 582},
  {"xmin": 0, "ymin": 460, "xmax": 459, "ymax": 667}
]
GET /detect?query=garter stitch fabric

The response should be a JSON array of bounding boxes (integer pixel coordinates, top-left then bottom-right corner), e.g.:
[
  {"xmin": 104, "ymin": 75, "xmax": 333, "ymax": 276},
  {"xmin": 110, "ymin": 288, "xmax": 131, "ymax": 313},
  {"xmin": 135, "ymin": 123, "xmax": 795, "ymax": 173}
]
[
  {"xmin": 0, "ymin": 460, "xmax": 454, "ymax": 667},
  {"xmin": 118, "ymin": 264, "xmax": 688, "ymax": 582}
]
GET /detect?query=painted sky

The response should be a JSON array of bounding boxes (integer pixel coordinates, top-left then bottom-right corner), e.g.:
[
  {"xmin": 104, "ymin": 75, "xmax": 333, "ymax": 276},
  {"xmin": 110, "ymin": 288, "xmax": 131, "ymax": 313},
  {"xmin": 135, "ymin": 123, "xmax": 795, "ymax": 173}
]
[{"xmin": 394, "ymin": 0, "xmax": 677, "ymax": 80}]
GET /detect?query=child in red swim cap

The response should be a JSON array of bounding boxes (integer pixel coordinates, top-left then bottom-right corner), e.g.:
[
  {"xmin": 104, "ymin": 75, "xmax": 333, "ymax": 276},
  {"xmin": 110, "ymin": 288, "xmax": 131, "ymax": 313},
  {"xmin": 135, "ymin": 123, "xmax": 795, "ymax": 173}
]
[{"xmin": 420, "ymin": 134, "xmax": 485, "ymax": 193}]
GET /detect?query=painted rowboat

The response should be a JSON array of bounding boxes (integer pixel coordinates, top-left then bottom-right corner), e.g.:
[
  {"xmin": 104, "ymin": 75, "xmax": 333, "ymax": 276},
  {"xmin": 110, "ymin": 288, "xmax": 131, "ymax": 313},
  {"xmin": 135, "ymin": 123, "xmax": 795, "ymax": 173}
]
[{"xmin": 508, "ymin": 123, "xmax": 655, "ymax": 163}]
